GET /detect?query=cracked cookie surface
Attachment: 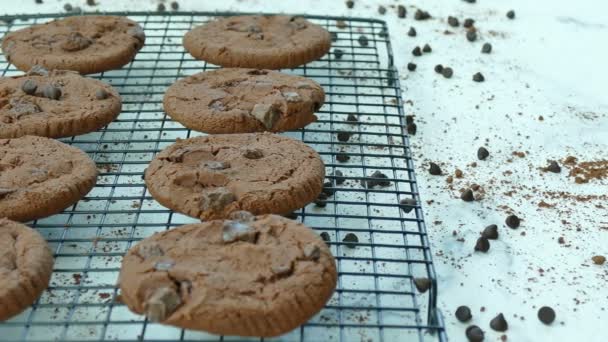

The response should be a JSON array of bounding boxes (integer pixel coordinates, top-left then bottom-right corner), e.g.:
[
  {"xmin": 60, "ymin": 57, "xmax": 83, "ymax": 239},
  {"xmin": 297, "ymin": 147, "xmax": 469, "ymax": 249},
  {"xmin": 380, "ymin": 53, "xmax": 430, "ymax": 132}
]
[
  {"xmin": 144, "ymin": 133, "xmax": 325, "ymax": 220},
  {"xmin": 163, "ymin": 68, "xmax": 325, "ymax": 133},
  {"xmin": 0, "ymin": 218, "xmax": 54, "ymax": 321},
  {"xmin": 183, "ymin": 15, "xmax": 331, "ymax": 69},
  {"xmin": 2, "ymin": 15, "xmax": 145, "ymax": 74},
  {"xmin": 0, "ymin": 69, "xmax": 121, "ymax": 138},
  {"xmin": 119, "ymin": 214, "xmax": 337, "ymax": 337},
  {"xmin": 0, "ymin": 135, "xmax": 98, "ymax": 222}
]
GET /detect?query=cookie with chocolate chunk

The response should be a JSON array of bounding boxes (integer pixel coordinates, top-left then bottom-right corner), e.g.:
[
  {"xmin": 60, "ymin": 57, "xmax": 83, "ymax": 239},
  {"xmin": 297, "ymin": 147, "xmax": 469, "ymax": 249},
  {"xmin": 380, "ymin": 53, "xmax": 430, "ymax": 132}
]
[
  {"xmin": 0, "ymin": 135, "xmax": 98, "ymax": 222},
  {"xmin": 0, "ymin": 218, "xmax": 54, "ymax": 321},
  {"xmin": 0, "ymin": 68, "xmax": 121, "ymax": 139},
  {"xmin": 144, "ymin": 133, "xmax": 324, "ymax": 220},
  {"xmin": 119, "ymin": 214, "xmax": 337, "ymax": 337},
  {"xmin": 163, "ymin": 68, "xmax": 324, "ymax": 133},
  {"xmin": 183, "ymin": 15, "xmax": 331, "ymax": 69},
  {"xmin": 2, "ymin": 15, "xmax": 145, "ymax": 74}
]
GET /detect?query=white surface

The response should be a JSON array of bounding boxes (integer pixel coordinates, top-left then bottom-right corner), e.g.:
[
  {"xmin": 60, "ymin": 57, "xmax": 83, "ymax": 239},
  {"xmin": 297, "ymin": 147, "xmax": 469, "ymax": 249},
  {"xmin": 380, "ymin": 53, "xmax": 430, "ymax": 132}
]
[{"xmin": 3, "ymin": 0, "xmax": 608, "ymax": 341}]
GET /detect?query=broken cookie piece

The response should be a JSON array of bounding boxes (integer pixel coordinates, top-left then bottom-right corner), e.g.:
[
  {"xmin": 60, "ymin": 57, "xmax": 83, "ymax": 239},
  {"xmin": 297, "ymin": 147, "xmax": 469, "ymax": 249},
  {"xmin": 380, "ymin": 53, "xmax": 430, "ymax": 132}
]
[
  {"xmin": 200, "ymin": 187, "xmax": 236, "ymax": 211},
  {"xmin": 222, "ymin": 220, "xmax": 258, "ymax": 243},
  {"xmin": 251, "ymin": 103, "xmax": 279, "ymax": 129},
  {"xmin": 145, "ymin": 287, "xmax": 181, "ymax": 322}
]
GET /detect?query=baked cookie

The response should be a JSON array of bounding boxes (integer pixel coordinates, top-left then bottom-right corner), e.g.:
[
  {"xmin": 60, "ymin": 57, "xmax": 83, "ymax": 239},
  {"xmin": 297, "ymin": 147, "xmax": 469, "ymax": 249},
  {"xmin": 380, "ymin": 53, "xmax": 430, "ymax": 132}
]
[
  {"xmin": 0, "ymin": 67, "xmax": 122, "ymax": 139},
  {"xmin": 0, "ymin": 218, "xmax": 54, "ymax": 321},
  {"xmin": 2, "ymin": 15, "xmax": 145, "ymax": 74},
  {"xmin": 0, "ymin": 135, "xmax": 98, "ymax": 222},
  {"xmin": 144, "ymin": 133, "xmax": 324, "ymax": 220},
  {"xmin": 119, "ymin": 214, "xmax": 337, "ymax": 337},
  {"xmin": 163, "ymin": 68, "xmax": 325, "ymax": 133},
  {"xmin": 183, "ymin": 15, "xmax": 331, "ymax": 69}
]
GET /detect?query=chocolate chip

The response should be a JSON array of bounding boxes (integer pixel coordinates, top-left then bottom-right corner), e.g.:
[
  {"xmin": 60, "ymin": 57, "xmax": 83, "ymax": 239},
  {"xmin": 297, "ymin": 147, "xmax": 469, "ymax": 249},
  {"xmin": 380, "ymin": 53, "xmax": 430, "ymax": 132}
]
[
  {"xmin": 463, "ymin": 18, "xmax": 475, "ymax": 28},
  {"xmin": 365, "ymin": 170, "xmax": 391, "ymax": 188},
  {"xmin": 506, "ymin": 10, "xmax": 515, "ymax": 19},
  {"xmin": 407, "ymin": 123, "xmax": 417, "ymax": 135},
  {"xmin": 378, "ymin": 5, "xmax": 386, "ymax": 15},
  {"xmin": 434, "ymin": 64, "xmax": 444, "ymax": 73},
  {"xmin": 477, "ymin": 147, "xmax": 489, "ymax": 160},
  {"xmin": 490, "ymin": 313, "xmax": 508, "ymax": 332},
  {"xmin": 399, "ymin": 198, "xmax": 417, "ymax": 213},
  {"xmin": 466, "ymin": 30, "xmax": 477, "ymax": 42},
  {"xmin": 448, "ymin": 16, "xmax": 459, "ymax": 27},
  {"xmin": 456, "ymin": 306, "xmax": 472, "ymax": 322},
  {"xmin": 145, "ymin": 287, "xmax": 181, "ymax": 322},
  {"xmin": 406, "ymin": 115, "xmax": 414, "ymax": 125},
  {"xmin": 42, "ymin": 85, "xmax": 61, "ymax": 100},
  {"xmin": 407, "ymin": 27, "xmax": 417, "ymax": 37},
  {"xmin": 345, "ymin": 0, "xmax": 354, "ymax": 9},
  {"xmin": 95, "ymin": 88, "xmax": 108, "ymax": 100},
  {"xmin": 314, "ymin": 199, "xmax": 327, "ymax": 207},
  {"xmin": 481, "ymin": 42, "xmax": 492, "ymax": 53},
  {"xmin": 283, "ymin": 212, "xmax": 298, "ymax": 220},
  {"xmin": 334, "ymin": 170, "xmax": 346, "ymax": 185},
  {"xmin": 222, "ymin": 221, "xmax": 257, "ymax": 243},
  {"xmin": 201, "ymin": 160, "xmax": 230, "ymax": 170},
  {"xmin": 412, "ymin": 46, "xmax": 422, "ymax": 56},
  {"xmin": 170, "ymin": 1, "xmax": 179, "ymax": 10},
  {"xmin": 337, "ymin": 131, "xmax": 351, "ymax": 142},
  {"xmin": 157, "ymin": 3, "xmax": 166, "ymax": 12},
  {"xmin": 336, "ymin": 153, "xmax": 350, "ymax": 163},
  {"xmin": 303, "ymin": 244, "xmax": 321, "ymax": 261},
  {"xmin": 397, "ymin": 5, "xmax": 406, "ymax": 18},
  {"xmin": 0, "ymin": 188, "xmax": 16, "ymax": 199},
  {"xmin": 322, "ymin": 181, "xmax": 335, "ymax": 197},
  {"xmin": 422, "ymin": 44, "xmax": 432, "ymax": 53},
  {"xmin": 358, "ymin": 35, "xmax": 368, "ymax": 47},
  {"xmin": 331, "ymin": 32, "xmax": 338, "ymax": 42},
  {"xmin": 473, "ymin": 72, "xmax": 485, "ymax": 82},
  {"xmin": 334, "ymin": 49, "xmax": 344, "ymax": 59},
  {"xmin": 463, "ymin": 0, "xmax": 476, "ymax": 2},
  {"xmin": 482, "ymin": 224, "xmax": 498, "ymax": 240},
  {"xmin": 342, "ymin": 233, "xmax": 358, "ymax": 248},
  {"xmin": 200, "ymin": 188, "xmax": 235, "ymax": 211},
  {"xmin": 414, "ymin": 9, "xmax": 431, "ymax": 20},
  {"xmin": 592, "ymin": 255, "xmax": 606, "ymax": 265},
  {"xmin": 407, "ymin": 62, "xmax": 417, "ymax": 71},
  {"xmin": 35, "ymin": 0, "xmax": 43, "ymax": 3},
  {"xmin": 544, "ymin": 160, "xmax": 561, "ymax": 173},
  {"xmin": 243, "ymin": 148, "xmax": 264, "ymax": 159},
  {"xmin": 379, "ymin": 28, "xmax": 388, "ymax": 38},
  {"xmin": 61, "ymin": 32, "xmax": 92, "ymax": 52},
  {"xmin": 86, "ymin": 0, "xmax": 96, "ymax": 5},
  {"xmin": 461, "ymin": 189, "xmax": 474, "ymax": 202},
  {"xmin": 154, "ymin": 260, "xmax": 175, "ymax": 271},
  {"xmin": 505, "ymin": 214, "xmax": 520, "ymax": 229},
  {"xmin": 346, "ymin": 114, "xmax": 358, "ymax": 122},
  {"xmin": 465, "ymin": 325, "xmax": 484, "ymax": 342},
  {"xmin": 63, "ymin": 3, "xmax": 73, "ymax": 11},
  {"xmin": 429, "ymin": 162, "xmax": 442, "ymax": 175},
  {"xmin": 474, "ymin": 236, "xmax": 490, "ymax": 252},
  {"xmin": 228, "ymin": 210, "xmax": 256, "ymax": 222},
  {"xmin": 442, "ymin": 67, "xmax": 454, "ymax": 78},
  {"xmin": 413, "ymin": 277, "xmax": 431, "ymax": 293},
  {"xmin": 251, "ymin": 103, "xmax": 279, "ymax": 129},
  {"xmin": 538, "ymin": 306, "xmax": 555, "ymax": 325},
  {"xmin": 320, "ymin": 232, "xmax": 331, "ymax": 244},
  {"xmin": 21, "ymin": 79, "xmax": 37, "ymax": 95}
]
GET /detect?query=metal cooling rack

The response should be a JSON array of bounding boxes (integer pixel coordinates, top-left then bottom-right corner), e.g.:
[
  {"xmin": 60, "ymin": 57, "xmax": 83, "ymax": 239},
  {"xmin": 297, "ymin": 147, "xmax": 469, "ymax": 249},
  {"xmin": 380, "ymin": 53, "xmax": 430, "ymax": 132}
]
[{"xmin": 0, "ymin": 12, "xmax": 447, "ymax": 342}]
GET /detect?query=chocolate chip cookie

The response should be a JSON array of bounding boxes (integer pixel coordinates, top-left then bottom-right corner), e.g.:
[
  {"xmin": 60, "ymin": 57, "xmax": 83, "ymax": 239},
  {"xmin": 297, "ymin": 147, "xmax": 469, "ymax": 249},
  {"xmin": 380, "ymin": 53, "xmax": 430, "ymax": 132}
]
[
  {"xmin": 0, "ymin": 135, "xmax": 98, "ymax": 222},
  {"xmin": 183, "ymin": 15, "xmax": 331, "ymax": 69},
  {"xmin": 0, "ymin": 218, "xmax": 54, "ymax": 321},
  {"xmin": 144, "ymin": 133, "xmax": 324, "ymax": 220},
  {"xmin": 0, "ymin": 68, "xmax": 121, "ymax": 139},
  {"xmin": 2, "ymin": 15, "xmax": 145, "ymax": 74},
  {"xmin": 119, "ymin": 214, "xmax": 337, "ymax": 337},
  {"xmin": 163, "ymin": 68, "xmax": 325, "ymax": 133}
]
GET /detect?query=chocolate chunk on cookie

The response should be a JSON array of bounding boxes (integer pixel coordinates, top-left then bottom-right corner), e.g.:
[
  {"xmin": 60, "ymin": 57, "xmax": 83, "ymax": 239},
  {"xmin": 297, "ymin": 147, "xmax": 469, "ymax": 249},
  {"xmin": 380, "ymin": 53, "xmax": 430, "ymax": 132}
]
[
  {"xmin": 144, "ymin": 133, "xmax": 325, "ymax": 220},
  {"xmin": 0, "ymin": 135, "xmax": 97, "ymax": 222},
  {"xmin": 163, "ymin": 68, "xmax": 325, "ymax": 133},
  {"xmin": 119, "ymin": 214, "xmax": 337, "ymax": 337},
  {"xmin": 0, "ymin": 218, "xmax": 54, "ymax": 321},
  {"xmin": 183, "ymin": 15, "xmax": 331, "ymax": 69},
  {"xmin": 2, "ymin": 15, "xmax": 145, "ymax": 74},
  {"xmin": 0, "ymin": 69, "xmax": 121, "ymax": 139}
]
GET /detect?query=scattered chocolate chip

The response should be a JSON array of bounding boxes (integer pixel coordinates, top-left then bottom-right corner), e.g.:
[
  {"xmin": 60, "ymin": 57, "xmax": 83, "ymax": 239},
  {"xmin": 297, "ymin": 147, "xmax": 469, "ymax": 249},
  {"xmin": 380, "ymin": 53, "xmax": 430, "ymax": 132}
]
[
  {"xmin": 429, "ymin": 162, "xmax": 442, "ymax": 175},
  {"xmin": 473, "ymin": 72, "xmax": 485, "ymax": 82},
  {"xmin": 63, "ymin": 3, "xmax": 73, "ymax": 11},
  {"xmin": 477, "ymin": 147, "xmax": 489, "ymax": 160},
  {"xmin": 42, "ymin": 85, "xmax": 61, "ymax": 100},
  {"xmin": 407, "ymin": 27, "xmax": 417, "ymax": 37},
  {"xmin": 475, "ymin": 236, "xmax": 490, "ymax": 252},
  {"xmin": 342, "ymin": 233, "xmax": 358, "ymax": 248},
  {"xmin": 345, "ymin": 0, "xmax": 354, "ymax": 9},
  {"xmin": 448, "ymin": 16, "xmax": 459, "ymax": 27},
  {"xmin": 482, "ymin": 42, "xmax": 492, "ymax": 53},
  {"xmin": 35, "ymin": 0, "xmax": 43, "ymax": 3},
  {"xmin": 95, "ymin": 88, "xmax": 109, "ymax": 100},
  {"xmin": 434, "ymin": 64, "xmax": 444, "ymax": 73},
  {"xmin": 320, "ymin": 232, "xmax": 331, "ymax": 244},
  {"xmin": 466, "ymin": 325, "xmax": 484, "ymax": 342},
  {"xmin": 544, "ymin": 160, "xmax": 561, "ymax": 173},
  {"xmin": 466, "ymin": 30, "xmax": 477, "ymax": 42},
  {"xmin": 505, "ymin": 214, "xmax": 520, "ymax": 229},
  {"xmin": 21, "ymin": 79, "xmax": 37, "ymax": 95},
  {"xmin": 455, "ymin": 169, "xmax": 463, "ymax": 178},
  {"xmin": 456, "ymin": 306, "xmax": 472, "ymax": 322},
  {"xmin": 157, "ymin": 3, "xmax": 165, "ymax": 11},
  {"xmin": 317, "ymin": 192, "xmax": 328, "ymax": 201},
  {"xmin": 407, "ymin": 123, "xmax": 417, "ymax": 135},
  {"xmin": 414, "ymin": 9, "xmax": 431, "ymax": 21},
  {"xmin": 334, "ymin": 49, "xmax": 344, "ymax": 59},
  {"xmin": 558, "ymin": 236, "xmax": 565, "ymax": 244},
  {"xmin": 442, "ymin": 67, "xmax": 454, "ymax": 79},
  {"xmin": 366, "ymin": 170, "xmax": 391, "ymax": 188},
  {"xmin": 322, "ymin": 181, "xmax": 335, "ymax": 197},
  {"xmin": 463, "ymin": 0, "xmax": 476, "ymax": 3},
  {"xmin": 336, "ymin": 153, "xmax": 350, "ymax": 163},
  {"xmin": 170, "ymin": 1, "xmax": 179, "ymax": 10},
  {"xmin": 482, "ymin": 224, "xmax": 498, "ymax": 240},
  {"xmin": 346, "ymin": 113, "xmax": 358, "ymax": 122},
  {"xmin": 314, "ymin": 199, "xmax": 327, "ymax": 208},
  {"xmin": 538, "ymin": 306, "xmax": 555, "ymax": 325},
  {"xmin": 397, "ymin": 5, "xmax": 406, "ymax": 18},
  {"xmin": 461, "ymin": 189, "xmax": 475, "ymax": 202},
  {"xmin": 331, "ymin": 32, "xmax": 338, "ymax": 42},
  {"xmin": 506, "ymin": 10, "xmax": 515, "ymax": 19},
  {"xmin": 86, "ymin": 0, "xmax": 96, "ymax": 6},
  {"xmin": 412, "ymin": 46, "xmax": 422, "ymax": 56},
  {"xmin": 303, "ymin": 244, "xmax": 321, "ymax": 260},
  {"xmin": 337, "ymin": 131, "xmax": 351, "ymax": 142},
  {"xmin": 406, "ymin": 115, "xmax": 415, "ymax": 125},
  {"xmin": 592, "ymin": 255, "xmax": 606, "ymax": 265},
  {"xmin": 399, "ymin": 198, "xmax": 417, "ymax": 213},
  {"xmin": 490, "ymin": 313, "xmax": 508, "ymax": 332},
  {"xmin": 378, "ymin": 5, "xmax": 386, "ymax": 15},
  {"xmin": 413, "ymin": 277, "xmax": 431, "ymax": 293},
  {"xmin": 463, "ymin": 18, "xmax": 475, "ymax": 28},
  {"xmin": 407, "ymin": 62, "xmax": 417, "ymax": 71},
  {"xmin": 422, "ymin": 44, "xmax": 432, "ymax": 53},
  {"xmin": 358, "ymin": 35, "xmax": 368, "ymax": 47},
  {"xmin": 334, "ymin": 170, "xmax": 346, "ymax": 185}
]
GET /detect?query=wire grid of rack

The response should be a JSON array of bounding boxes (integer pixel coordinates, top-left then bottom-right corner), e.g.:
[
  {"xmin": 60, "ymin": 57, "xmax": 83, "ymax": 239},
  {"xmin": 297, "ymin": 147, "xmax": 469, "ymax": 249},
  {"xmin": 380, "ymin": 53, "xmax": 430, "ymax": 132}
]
[{"xmin": 0, "ymin": 12, "xmax": 447, "ymax": 342}]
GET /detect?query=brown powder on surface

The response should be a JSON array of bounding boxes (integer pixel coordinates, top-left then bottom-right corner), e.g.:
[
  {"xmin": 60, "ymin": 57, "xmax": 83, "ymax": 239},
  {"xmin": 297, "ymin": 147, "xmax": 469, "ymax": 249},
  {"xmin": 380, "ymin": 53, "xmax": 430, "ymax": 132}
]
[{"xmin": 564, "ymin": 159, "xmax": 608, "ymax": 184}]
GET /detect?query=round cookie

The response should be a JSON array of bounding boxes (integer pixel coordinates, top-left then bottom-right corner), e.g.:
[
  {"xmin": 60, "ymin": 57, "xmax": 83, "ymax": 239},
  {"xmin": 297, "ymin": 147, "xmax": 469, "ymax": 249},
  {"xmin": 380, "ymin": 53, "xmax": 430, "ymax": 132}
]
[
  {"xmin": 0, "ymin": 68, "xmax": 122, "ymax": 139},
  {"xmin": 183, "ymin": 15, "xmax": 331, "ymax": 69},
  {"xmin": 0, "ymin": 218, "xmax": 54, "ymax": 321},
  {"xmin": 2, "ymin": 15, "xmax": 145, "ymax": 74},
  {"xmin": 144, "ymin": 133, "xmax": 324, "ymax": 220},
  {"xmin": 119, "ymin": 214, "xmax": 337, "ymax": 337},
  {"xmin": 163, "ymin": 68, "xmax": 325, "ymax": 133},
  {"xmin": 0, "ymin": 135, "xmax": 98, "ymax": 222}
]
